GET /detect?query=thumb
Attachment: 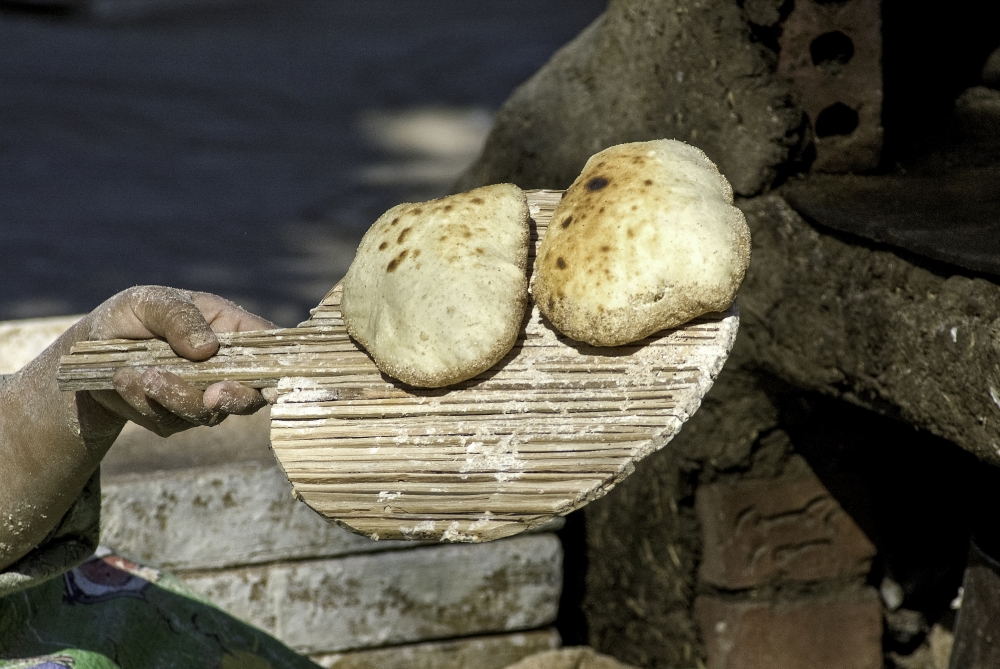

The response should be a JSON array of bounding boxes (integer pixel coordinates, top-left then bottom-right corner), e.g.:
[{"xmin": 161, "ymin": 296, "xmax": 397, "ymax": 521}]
[{"xmin": 127, "ymin": 286, "xmax": 219, "ymax": 361}]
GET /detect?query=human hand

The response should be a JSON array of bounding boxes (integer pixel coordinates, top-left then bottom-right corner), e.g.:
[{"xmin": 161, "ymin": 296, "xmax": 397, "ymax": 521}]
[{"xmin": 81, "ymin": 286, "xmax": 276, "ymax": 437}]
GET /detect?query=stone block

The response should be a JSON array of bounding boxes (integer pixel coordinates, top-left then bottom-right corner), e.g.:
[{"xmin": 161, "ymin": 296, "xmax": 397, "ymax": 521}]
[
  {"xmin": 0, "ymin": 314, "xmax": 81, "ymax": 373},
  {"xmin": 178, "ymin": 534, "xmax": 562, "ymax": 654},
  {"xmin": 777, "ymin": 0, "xmax": 883, "ymax": 172},
  {"xmin": 102, "ymin": 461, "xmax": 564, "ymax": 571},
  {"xmin": 694, "ymin": 590, "xmax": 883, "ymax": 669},
  {"xmin": 101, "ymin": 462, "xmax": 416, "ymax": 570},
  {"xmin": 503, "ymin": 647, "xmax": 639, "ymax": 669},
  {"xmin": 310, "ymin": 629, "xmax": 560, "ymax": 669},
  {"xmin": 696, "ymin": 471, "xmax": 875, "ymax": 589}
]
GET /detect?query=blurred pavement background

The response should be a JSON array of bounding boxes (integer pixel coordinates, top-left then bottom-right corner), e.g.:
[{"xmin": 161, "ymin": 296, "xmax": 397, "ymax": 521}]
[{"xmin": 0, "ymin": 0, "xmax": 605, "ymax": 325}]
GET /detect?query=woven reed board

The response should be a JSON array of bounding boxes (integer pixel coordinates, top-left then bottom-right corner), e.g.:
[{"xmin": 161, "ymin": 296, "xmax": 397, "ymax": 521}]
[{"xmin": 269, "ymin": 189, "xmax": 739, "ymax": 542}]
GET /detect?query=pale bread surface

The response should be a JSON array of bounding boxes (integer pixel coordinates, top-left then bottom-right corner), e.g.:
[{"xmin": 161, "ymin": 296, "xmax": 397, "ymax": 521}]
[
  {"xmin": 342, "ymin": 184, "xmax": 529, "ymax": 387},
  {"xmin": 532, "ymin": 140, "xmax": 750, "ymax": 346}
]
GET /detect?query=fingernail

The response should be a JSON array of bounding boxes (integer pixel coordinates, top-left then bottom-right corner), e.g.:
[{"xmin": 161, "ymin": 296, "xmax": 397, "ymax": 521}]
[{"xmin": 189, "ymin": 330, "xmax": 216, "ymax": 349}]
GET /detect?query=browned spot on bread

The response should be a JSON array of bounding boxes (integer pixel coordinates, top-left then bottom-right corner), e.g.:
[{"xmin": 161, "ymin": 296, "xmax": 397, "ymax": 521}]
[
  {"xmin": 475, "ymin": 247, "xmax": 485, "ymax": 255},
  {"xmin": 627, "ymin": 228, "xmax": 636, "ymax": 238},
  {"xmin": 587, "ymin": 177, "xmax": 609, "ymax": 191},
  {"xmin": 391, "ymin": 217, "xmax": 400, "ymax": 226},
  {"xmin": 439, "ymin": 235, "xmax": 448, "ymax": 242},
  {"xmin": 600, "ymin": 245, "xmax": 611, "ymax": 252},
  {"xmin": 561, "ymin": 216, "xmax": 573, "ymax": 229},
  {"xmin": 413, "ymin": 249, "xmax": 421, "ymax": 258},
  {"xmin": 444, "ymin": 204, "xmax": 453, "ymax": 211},
  {"xmin": 412, "ymin": 207, "xmax": 423, "ymax": 215},
  {"xmin": 547, "ymin": 297, "xmax": 555, "ymax": 311},
  {"xmin": 378, "ymin": 241, "xmax": 388, "ymax": 250},
  {"xmin": 644, "ymin": 179, "xmax": 653, "ymax": 186},
  {"xmin": 397, "ymin": 227, "xmax": 412, "ymax": 244},
  {"xmin": 386, "ymin": 249, "xmax": 409, "ymax": 272},
  {"xmin": 472, "ymin": 197, "xmax": 484, "ymax": 205},
  {"xmin": 556, "ymin": 257, "xmax": 567, "ymax": 269}
]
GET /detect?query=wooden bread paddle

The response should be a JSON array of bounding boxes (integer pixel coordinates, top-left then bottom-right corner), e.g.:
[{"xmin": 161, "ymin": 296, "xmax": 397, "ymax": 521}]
[{"xmin": 57, "ymin": 190, "xmax": 739, "ymax": 542}]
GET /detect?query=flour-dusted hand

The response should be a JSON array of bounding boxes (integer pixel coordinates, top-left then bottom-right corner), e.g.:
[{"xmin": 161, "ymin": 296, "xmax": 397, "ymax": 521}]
[
  {"xmin": 82, "ymin": 287, "xmax": 275, "ymax": 437},
  {"xmin": 0, "ymin": 286, "xmax": 276, "ymax": 572}
]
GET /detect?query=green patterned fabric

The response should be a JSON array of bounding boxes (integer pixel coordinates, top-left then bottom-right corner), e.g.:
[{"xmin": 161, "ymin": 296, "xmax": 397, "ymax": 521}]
[{"xmin": 0, "ymin": 548, "xmax": 320, "ymax": 669}]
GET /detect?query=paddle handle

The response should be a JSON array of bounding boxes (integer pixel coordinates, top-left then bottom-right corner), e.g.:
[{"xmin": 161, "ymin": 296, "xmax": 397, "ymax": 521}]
[{"xmin": 56, "ymin": 326, "xmax": 369, "ymax": 391}]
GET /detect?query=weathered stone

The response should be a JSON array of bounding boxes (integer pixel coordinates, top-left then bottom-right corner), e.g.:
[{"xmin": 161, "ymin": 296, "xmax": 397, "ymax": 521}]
[
  {"xmin": 776, "ymin": 0, "xmax": 883, "ymax": 172},
  {"xmin": 103, "ymin": 408, "xmax": 276, "ymax": 476},
  {"xmin": 696, "ymin": 470, "xmax": 876, "ymax": 588},
  {"xmin": 502, "ymin": 647, "xmax": 639, "ymax": 669},
  {"xmin": 742, "ymin": 0, "xmax": 786, "ymax": 28},
  {"xmin": 584, "ymin": 368, "xmax": 781, "ymax": 669},
  {"xmin": 982, "ymin": 47, "xmax": 1000, "ymax": 89},
  {"xmin": 948, "ymin": 541, "xmax": 1000, "ymax": 669},
  {"xmin": 178, "ymin": 534, "xmax": 562, "ymax": 654},
  {"xmin": 455, "ymin": 0, "xmax": 804, "ymax": 197},
  {"xmin": 0, "ymin": 314, "xmax": 81, "ymax": 373},
  {"xmin": 310, "ymin": 630, "xmax": 560, "ymax": 669},
  {"xmin": 694, "ymin": 589, "xmax": 883, "ymax": 669},
  {"xmin": 889, "ymin": 624, "xmax": 953, "ymax": 669},
  {"xmin": 102, "ymin": 459, "xmax": 564, "ymax": 570},
  {"xmin": 101, "ymin": 462, "xmax": 416, "ymax": 571},
  {"xmin": 737, "ymin": 195, "xmax": 1000, "ymax": 466}
]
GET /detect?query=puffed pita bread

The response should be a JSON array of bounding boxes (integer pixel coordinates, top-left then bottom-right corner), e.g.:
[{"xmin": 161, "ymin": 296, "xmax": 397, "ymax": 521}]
[
  {"xmin": 532, "ymin": 140, "xmax": 750, "ymax": 346},
  {"xmin": 342, "ymin": 184, "xmax": 529, "ymax": 387}
]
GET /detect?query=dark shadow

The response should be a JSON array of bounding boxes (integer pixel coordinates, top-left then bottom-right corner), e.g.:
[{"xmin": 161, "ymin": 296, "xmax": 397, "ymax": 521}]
[
  {"xmin": 779, "ymin": 392, "xmax": 979, "ymax": 633},
  {"xmin": 556, "ymin": 509, "xmax": 590, "ymax": 645}
]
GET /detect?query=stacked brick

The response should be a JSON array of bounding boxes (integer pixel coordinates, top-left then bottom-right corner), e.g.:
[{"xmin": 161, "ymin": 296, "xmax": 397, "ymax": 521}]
[
  {"xmin": 774, "ymin": 0, "xmax": 883, "ymax": 172},
  {"xmin": 694, "ymin": 468, "xmax": 882, "ymax": 669}
]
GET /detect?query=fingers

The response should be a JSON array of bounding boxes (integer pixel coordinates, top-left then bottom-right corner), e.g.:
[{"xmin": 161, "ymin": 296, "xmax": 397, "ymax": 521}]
[
  {"xmin": 128, "ymin": 288, "xmax": 219, "ymax": 361},
  {"xmin": 190, "ymin": 292, "xmax": 277, "ymax": 334},
  {"xmin": 203, "ymin": 381, "xmax": 268, "ymax": 415},
  {"xmin": 82, "ymin": 286, "xmax": 274, "ymax": 435},
  {"xmin": 93, "ymin": 368, "xmax": 267, "ymax": 437},
  {"xmin": 90, "ymin": 369, "xmax": 198, "ymax": 437},
  {"xmin": 87, "ymin": 287, "xmax": 276, "ymax": 362}
]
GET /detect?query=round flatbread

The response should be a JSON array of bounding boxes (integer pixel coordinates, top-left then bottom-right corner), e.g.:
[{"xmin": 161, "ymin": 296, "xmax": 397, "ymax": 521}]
[
  {"xmin": 532, "ymin": 139, "xmax": 750, "ymax": 346},
  {"xmin": 342, "ymin": 184, "xmax": 529, "ymax": 387}
]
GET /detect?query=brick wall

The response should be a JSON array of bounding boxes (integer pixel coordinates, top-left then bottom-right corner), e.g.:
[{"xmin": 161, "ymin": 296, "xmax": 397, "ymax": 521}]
[
  {"xmin": 694, "ymin": 465, "xmax": 883, "ymax": 669},
  {"xmin": 773, "ymin": 0, "xmax": 883, "ymax": 172}
]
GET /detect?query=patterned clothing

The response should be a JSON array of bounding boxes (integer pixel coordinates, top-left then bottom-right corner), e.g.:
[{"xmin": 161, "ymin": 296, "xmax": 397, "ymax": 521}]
[{"xmin": 0, "ymin": 547, "xmax": 320, "ymax": 669}]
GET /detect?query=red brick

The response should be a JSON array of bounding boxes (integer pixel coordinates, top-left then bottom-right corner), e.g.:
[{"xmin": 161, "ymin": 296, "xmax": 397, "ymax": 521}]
[
  {"xmin": 696, "ymin": 473, "xmax": 876, "ymax": 589},
  {"xmin": 777, "ymin": 0, "xmax": 883, "ymax": 172},
  {"xmin": 695, "ymin": 591, "xmax": 883, "ymax": 669}
]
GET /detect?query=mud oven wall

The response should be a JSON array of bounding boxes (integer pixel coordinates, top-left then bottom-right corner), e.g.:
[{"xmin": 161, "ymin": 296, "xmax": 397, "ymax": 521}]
[
  {"xmin": 582, "ymin": 192, "xmax": 1000, "ymax": 669},
  {"xmin": 451, "ymin": 0, "xmax": 1000, "ymax": 665}
]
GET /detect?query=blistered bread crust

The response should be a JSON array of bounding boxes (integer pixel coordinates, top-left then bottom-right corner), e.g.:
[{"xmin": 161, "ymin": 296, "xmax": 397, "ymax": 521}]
[
  {"xmin": 532, "ymin": 140, "xmax": 750, "ymax": 346},
  {"xmin": 342, "ymin": 184, "xmax": 529, "ymax": 387}
]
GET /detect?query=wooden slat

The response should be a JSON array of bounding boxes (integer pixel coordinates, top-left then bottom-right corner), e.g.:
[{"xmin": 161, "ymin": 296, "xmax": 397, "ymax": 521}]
[{"xmin": 56, "ymin": 189, "xmax": 738, "ymax": 542}]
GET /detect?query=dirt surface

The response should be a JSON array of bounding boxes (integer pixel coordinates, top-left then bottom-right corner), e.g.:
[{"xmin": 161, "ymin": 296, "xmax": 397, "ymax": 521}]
[{"xmin": 0, "ymin": 0, "xmax": 605, "ymax": 325}]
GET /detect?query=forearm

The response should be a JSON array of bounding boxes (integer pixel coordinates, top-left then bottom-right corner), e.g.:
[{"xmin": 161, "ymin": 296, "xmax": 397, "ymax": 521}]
[{"xmin": 0, "ymin": 320, "xmax": 124, "ymax": 571}]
